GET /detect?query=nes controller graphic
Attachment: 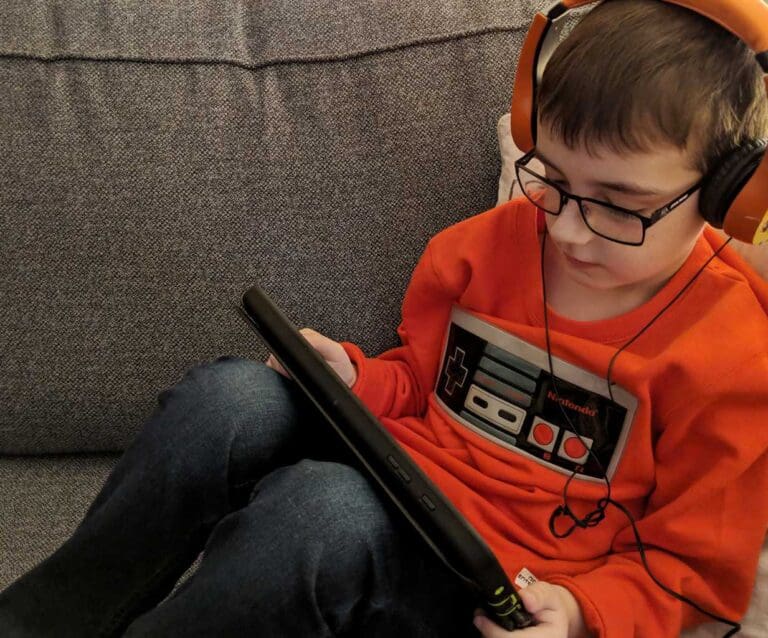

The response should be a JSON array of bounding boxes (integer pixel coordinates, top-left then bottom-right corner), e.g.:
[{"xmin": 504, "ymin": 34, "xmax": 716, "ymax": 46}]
[{"xmin": 434, "ymin": 307, "xmax": 638, "ymax": 482}]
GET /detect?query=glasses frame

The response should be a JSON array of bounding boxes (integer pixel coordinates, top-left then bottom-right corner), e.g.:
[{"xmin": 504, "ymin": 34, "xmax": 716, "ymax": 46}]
[{"xmin": 514, "ymin": 150, "xmax": 702, "ymax": 246}]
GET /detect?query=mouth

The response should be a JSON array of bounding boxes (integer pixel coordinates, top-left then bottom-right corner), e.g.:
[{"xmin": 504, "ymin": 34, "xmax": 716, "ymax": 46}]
[{"xmin": 563, "ymin": 253, "xmax": 598, "ymax": 269}]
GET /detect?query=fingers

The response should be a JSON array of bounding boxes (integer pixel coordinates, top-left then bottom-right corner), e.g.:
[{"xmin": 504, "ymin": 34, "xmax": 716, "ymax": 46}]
[
  {"xmin": 475, "ymin": 621, "xmax": 561, "ymax": 638},
  {"xmin": 473, "ymin": 611, "xmax": 517, "ymax": 638},
  {"xmin": 518, "ymin": 583, "xmax": 555, "ymax": 615},
  {"xmin": 518, "ymin": 580, "xmax": 575, "ymax": 618},
  {"xmin": 473, "ymin": 583, "xmax": 572, "ymax": 637},
  {"xmin": 474, "ymin": 612, "xmax": 561, "ymax": 638},
  {"xmin": 265, "ymin": 329, "xmax": 357, "ymax": 387},
  {"xmin": 264, "ymin": 328, "xmax": 327, "ymax": 377},
  {"xmin": 523, "ymin": 583, "xmax": 586, "ymax": 638},
  {"xmin": 265, "ymin": 353, "xmax": 290, "ymax": 378},
  {"xmin": 299, "ymin": 328, "xmax": 357, "ymax": 387},
  {"xmin": 299, "ymin": 328, "xmax": 346, "ymax": 363}
]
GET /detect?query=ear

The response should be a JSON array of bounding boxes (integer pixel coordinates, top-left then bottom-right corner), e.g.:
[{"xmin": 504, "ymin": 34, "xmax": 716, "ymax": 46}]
[{"xmin": 496, "ymin": 113, "xmax": 546, "ymax": 206}]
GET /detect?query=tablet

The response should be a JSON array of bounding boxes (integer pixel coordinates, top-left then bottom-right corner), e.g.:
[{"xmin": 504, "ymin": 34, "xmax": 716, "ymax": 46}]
[{"xmin": 236, "ymin": 284, "xmax": 533, "ymax": 630}]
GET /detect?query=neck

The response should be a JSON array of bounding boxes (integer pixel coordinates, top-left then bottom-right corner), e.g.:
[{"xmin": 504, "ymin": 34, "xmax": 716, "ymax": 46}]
[{"xmin": 541, "ymin": 237, "xmax": 685, "ymax": 322}]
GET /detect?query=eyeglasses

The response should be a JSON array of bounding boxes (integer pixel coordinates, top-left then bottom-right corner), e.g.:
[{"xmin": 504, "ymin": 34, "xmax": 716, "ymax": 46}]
[{"xmin": 514, "ymin": 150, "xmax": 702, "ymax": 246}]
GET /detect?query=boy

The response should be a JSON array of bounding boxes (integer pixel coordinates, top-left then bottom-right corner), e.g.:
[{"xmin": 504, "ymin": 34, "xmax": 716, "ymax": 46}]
[
  {"xmin": 275, "ymin": 2, "xmax": 768, "ymax": 636},
  {"xmin": 2, "ymin": 1, "xmax": 767, "ymax": 637}
]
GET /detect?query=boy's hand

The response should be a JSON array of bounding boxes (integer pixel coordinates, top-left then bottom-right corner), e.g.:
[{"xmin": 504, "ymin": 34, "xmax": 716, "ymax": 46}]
[
  {"xmin": 473, "ymin": 582, "xmax": 589, "ymax": 638},
  {"xmin": 265, "ymin": 328, "xmax": 358, "ymax": 388}
]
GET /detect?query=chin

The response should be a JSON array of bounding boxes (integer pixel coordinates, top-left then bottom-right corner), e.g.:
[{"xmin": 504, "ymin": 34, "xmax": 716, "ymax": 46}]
[{"xmin": 566, "ymin": 264, "xmax": 634, "ymax": 291}]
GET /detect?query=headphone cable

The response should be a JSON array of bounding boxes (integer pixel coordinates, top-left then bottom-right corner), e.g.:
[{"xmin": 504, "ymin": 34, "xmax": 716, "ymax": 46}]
[{"xmin": 539, "ymin": 228, "xmax": 741, "ymax": 636}]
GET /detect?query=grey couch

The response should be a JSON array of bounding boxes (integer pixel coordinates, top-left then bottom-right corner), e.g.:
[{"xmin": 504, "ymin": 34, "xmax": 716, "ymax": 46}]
[
  {"xmin": 1, "ymin": 1, "xmax": 764, "ymax": 636},
  {"xmin": 0, "ymin": 0, "xmax": 540, "ymax": 594}
]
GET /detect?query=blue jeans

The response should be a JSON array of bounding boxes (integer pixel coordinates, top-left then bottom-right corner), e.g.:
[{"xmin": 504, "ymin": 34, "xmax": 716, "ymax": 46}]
[{"xmin": 0, "ymin": 358, "xmax": 476, "ymax": 637}]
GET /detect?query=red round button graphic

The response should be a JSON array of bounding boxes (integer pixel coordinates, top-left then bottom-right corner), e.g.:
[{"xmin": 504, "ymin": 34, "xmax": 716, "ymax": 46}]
[
  {"xmin": 563, "ymin": 436, "xmax": 588, "ymax": 459},
  {"xmin": 533, "ymin": 423, "xmax": 554, "ymax": 446}
]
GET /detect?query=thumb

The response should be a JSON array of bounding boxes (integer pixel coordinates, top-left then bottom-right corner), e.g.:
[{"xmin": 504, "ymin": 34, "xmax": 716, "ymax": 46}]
[{"xmin": 518, "ymin": 583, "xmax": 549, "ymax": 614}]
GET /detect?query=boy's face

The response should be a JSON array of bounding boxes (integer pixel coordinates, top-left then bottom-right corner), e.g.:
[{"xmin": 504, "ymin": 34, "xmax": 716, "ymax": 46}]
[{"xmin": 535, "ymin": 124, "xmax": 707, "ymax": 301}]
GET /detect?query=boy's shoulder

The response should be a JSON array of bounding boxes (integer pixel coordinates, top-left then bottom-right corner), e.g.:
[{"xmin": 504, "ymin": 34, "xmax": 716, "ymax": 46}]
[
  {"xmin": 700, "ymin": 228, "xmax": 768, "ymax": 322},
  {"xmin": 407, "ymin": 198, "xmax": 537, "ymax": 300},
  {"xmin": 666, "ymin": 231, "xmax": 768, "ymax": 389},
  {"xmin": 428, "ymin": 197, "xmax": 534, "ymax": 254}
]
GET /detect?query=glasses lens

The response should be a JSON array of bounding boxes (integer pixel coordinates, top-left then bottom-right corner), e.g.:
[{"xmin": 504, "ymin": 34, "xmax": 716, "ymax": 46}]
[
  {"xmin": 517, "ymin": 169, "xmax": 561, "ymax": 214},
  {"xmin": 582, "ymin": 201, "xmax": 644, "ymax": 245}
]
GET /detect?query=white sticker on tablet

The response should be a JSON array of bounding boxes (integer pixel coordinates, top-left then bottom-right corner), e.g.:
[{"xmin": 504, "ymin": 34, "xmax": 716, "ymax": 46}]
[{"xmin": 515, "ymin": 567, "xmax": 538, "ymax": 589}]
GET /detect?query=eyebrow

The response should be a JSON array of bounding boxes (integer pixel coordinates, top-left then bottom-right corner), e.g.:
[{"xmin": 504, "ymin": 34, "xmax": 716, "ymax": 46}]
[{"xmin": 533, "ymin": 150, "xmax": 663, "ymax": 198}]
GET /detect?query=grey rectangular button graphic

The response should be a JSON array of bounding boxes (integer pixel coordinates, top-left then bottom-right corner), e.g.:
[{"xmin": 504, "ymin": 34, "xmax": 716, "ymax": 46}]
[
  {"xmin": 459, "ymin": 410, "xmax": 518, "ymax": 447},
  {"xmin": 473, "ymin": 370, "xmax": 533, "ymax": 408},
  {"xmin": 484, "ymin": 343, "xmax": 541, "ymax": 380},
  {"xmin": 478, "ymin": 357, "xmax": 538, "ymax": 394},
  {"xmin": 465, "ymin": 385, "xmax": 526, "ymax": 434}
]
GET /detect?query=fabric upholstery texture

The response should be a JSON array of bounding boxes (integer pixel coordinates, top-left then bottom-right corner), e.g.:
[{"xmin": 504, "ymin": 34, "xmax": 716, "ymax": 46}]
[
  {"xmin": 1, "ymin": 0, "xmax": 544, "ymax": 454},
  {"xmin": 0, "ymin": 454, "xmax": 118, "ymax": 590}
]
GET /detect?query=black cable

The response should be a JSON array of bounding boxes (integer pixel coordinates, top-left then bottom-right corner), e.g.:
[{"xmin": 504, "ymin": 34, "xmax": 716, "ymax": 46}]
[
  {"xmin": 539, "ymin": 229, "xmax": 741, "ymax": 636},
  {"xmin": 540, "ymin": 236, "xmax": 612, "ymax": 538}
]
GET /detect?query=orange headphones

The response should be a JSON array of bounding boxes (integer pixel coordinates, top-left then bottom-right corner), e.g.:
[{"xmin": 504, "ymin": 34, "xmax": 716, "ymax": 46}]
[{"xmin": 510, "ymin": 0, "xmax": 768, "ymax": 245}]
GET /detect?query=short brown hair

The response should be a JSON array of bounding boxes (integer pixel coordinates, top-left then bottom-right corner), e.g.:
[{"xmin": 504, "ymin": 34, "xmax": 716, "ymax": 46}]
[{"xmin": 537, "ymin": 0, "xmax": 768, "ymax": 175}]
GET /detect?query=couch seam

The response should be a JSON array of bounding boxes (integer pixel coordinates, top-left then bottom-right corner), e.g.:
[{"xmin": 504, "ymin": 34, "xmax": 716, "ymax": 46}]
[{"xmin": 0, "ymin": 24, "xmax": 525, "ymax": 73}]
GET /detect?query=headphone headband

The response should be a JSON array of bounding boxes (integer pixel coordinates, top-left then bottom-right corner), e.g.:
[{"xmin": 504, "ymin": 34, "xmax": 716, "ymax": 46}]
[
  {"xmin": 510, "ymin": 0, "xmax": 768, "ymax": 245},
  {"xmin": 560, "ymin": 0, "xmax": 768, "ymax": 54}
]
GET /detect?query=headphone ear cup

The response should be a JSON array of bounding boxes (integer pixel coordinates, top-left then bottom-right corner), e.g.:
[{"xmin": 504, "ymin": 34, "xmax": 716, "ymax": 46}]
[{"xmin": 699, "ymin": 139, "xmax": 768, "ymax": 228}]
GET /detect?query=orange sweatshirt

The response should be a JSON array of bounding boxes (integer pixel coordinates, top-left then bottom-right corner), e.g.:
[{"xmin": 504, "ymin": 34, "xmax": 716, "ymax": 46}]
[{"xmin": 342, "ymin": 198, "xmax": 768, "ymax": 637}]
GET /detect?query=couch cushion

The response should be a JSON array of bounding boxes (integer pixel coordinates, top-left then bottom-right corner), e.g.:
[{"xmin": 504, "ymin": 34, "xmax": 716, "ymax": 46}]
[
  {"xmin": 0, "ymin": 454, "xmax": 119, "ymax": 590},
  {"xmin": 0, "ymin": 1, "xmax": 543, "ymax": 453}
]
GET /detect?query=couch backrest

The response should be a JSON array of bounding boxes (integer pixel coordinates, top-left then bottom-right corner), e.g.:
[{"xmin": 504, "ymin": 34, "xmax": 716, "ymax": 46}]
[{"xmin": 0, "ymin": 0, "xmax": 541, "ymax": 454}]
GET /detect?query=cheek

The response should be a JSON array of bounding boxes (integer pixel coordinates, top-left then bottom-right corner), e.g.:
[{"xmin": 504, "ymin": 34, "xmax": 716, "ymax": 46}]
[
  {"xmin": 600, "ymin": 245, "xmax": 656, "ymax": 281},
  {"xmin": 643, "ymin": 205, "xmax": 705, "ymax": 265},
  {"xmin": 603, "ymin": 215, "xmax": 702, "ymax": 283}
]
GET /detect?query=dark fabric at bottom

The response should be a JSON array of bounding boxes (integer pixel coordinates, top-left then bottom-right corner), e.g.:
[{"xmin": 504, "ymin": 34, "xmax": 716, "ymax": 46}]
[{"xmin": 0, "ymin": 358, "xmax": 478, "ymax": 637}]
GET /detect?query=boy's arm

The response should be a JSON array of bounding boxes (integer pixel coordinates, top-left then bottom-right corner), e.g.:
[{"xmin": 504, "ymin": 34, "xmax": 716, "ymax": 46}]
[
  {"xmin": 340, "ymin": 235, "xmax": 468, "ymax": 421},
  {"xmin": 548, "ymin": 356, "xmax": 768, "ymax": 637}
]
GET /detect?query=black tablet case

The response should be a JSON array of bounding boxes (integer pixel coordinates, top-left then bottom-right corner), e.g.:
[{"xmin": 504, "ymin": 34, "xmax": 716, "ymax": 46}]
[{"xmin": 237, "ymin": 284, "xmax": 532, "ymax": 630}]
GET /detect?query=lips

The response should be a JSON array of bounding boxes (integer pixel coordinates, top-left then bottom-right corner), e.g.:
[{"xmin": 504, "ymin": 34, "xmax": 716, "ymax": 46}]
[{"xmin": 563, "ymin": 253, "xmax": 598, "ymax": 268}]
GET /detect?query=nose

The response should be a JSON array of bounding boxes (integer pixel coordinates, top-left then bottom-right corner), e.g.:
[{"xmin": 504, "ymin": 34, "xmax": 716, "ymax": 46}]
[{"xmin": 547, "ymin": 197, "xmax": 593, "ymax": 246}]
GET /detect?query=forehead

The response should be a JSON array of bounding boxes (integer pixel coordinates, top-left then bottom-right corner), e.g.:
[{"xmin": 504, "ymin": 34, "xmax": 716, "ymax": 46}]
[{"xmin": 535, "ymin": 125, "xmax": 701, "ymax": 188}]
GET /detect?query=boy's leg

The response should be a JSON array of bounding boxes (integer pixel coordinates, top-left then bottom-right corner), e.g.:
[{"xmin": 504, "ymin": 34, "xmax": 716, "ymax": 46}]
[
  {"xmin": 122, "ymin": 460, "xmax": 478, "ymax": 638},
  {"xmin": 0, "ymin": 357, "xmax": 336, "ymax": 638}
]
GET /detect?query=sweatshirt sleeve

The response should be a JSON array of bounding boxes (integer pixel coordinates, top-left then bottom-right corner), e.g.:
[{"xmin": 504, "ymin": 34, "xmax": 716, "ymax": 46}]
[
  {"xmin": 549, "ymin": 352, "xmax": 768, "ymax": 637},
  {"xmin": 340, "ymin": 235, "xmax": 470, "ymax": 420}
]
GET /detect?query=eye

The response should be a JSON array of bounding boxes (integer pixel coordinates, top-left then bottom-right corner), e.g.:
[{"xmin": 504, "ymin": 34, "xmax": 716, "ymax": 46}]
[
  {"xmin": 606, "ymin": 208, "xmax": 639, "ymax": 220},
  {"xmin": 601, "ymin": 196, "xmax": 647, "ymax": 216},
  {"xmin": 585, "ymin": 200, "xmax": 641, "ymax": 220}
]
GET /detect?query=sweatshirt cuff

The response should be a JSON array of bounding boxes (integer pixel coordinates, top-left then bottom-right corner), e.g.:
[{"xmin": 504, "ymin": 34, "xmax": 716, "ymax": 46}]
[{"xmin": 340, "ymin": 341, "xmax": 392, "ymax": 418}]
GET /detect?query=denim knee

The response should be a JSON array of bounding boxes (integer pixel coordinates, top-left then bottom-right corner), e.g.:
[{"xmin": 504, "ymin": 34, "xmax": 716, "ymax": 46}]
[
  {"xmin": 252, "ymin": 459, "xmax": 396, "ymax": 577},
  {"xmin": 143, "ymin": 357, "xmax": 296, "ymax": 443},
  {"xmin": 255, "ymin": 459, "xmax": 390, "ymax": 534},
  {"xmin": 160, "ymin": 357, "xmax": 285, "ymax": 417},
  {"xmin": 117, "ymin": 461, "xmax": 396, "ymax": 638},
  {"xmin": 116, "ymin": 357, "xmax": 308, "ymax": 493},
  {"xmin": 257, "ymin": 463, "xmax": 474, "ymax": 637}
]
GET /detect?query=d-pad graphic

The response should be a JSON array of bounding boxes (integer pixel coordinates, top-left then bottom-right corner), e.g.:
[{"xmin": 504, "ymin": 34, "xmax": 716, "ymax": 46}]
[{"xmin": 444, "ymin": 347, "xmax": 469, "ymax": 396}]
